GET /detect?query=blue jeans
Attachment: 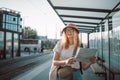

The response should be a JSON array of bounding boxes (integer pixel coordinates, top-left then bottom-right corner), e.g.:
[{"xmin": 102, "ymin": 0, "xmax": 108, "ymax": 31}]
[{"xmin": 58, "ymin": 69, "xmax": 82, "ymax": 80}]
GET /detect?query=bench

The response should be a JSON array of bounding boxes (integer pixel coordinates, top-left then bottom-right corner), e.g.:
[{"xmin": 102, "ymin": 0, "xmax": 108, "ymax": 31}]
[
  {"xmin": 91, "ymin": 63, "xmax": 107, "ymax": 80},
  {"xmin": 103, "ymin": 63, "xmax": 120, "ymax": 80}
]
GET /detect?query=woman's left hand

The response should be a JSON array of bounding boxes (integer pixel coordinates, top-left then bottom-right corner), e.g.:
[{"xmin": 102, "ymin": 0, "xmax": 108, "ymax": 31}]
[{"xmin": 89, "ymin": 56, "xmax": 96, "ymax": 64}]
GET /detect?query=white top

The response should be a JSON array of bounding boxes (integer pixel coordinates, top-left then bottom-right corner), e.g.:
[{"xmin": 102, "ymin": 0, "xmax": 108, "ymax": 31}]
[{"xmin": 53, "ymin": 40, "xmax": 80, "ymax": 69}]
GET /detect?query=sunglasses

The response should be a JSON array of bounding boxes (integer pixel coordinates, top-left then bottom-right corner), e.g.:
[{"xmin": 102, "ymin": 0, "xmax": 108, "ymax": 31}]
[{"xmin": 65, "ymin": 29, "xmax": 74, "ymax": 33}]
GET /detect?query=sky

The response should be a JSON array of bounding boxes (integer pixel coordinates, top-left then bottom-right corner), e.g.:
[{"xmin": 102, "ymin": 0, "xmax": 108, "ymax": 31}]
[{"xmin": 0, "ymin": 0, "xmax": 65, "ymax": 39}]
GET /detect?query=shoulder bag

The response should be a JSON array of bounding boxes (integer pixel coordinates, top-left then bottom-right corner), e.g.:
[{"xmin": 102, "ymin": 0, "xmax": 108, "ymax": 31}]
[{"xmin": 57, "ymin": 47, "xmax": 77, "ymax": 78}]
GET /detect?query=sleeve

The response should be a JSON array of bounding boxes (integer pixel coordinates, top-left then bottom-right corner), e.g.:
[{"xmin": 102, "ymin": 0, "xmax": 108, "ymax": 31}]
[{"xmin": 53, "ymin": 40, "xmax": 62, "ymax": 54}]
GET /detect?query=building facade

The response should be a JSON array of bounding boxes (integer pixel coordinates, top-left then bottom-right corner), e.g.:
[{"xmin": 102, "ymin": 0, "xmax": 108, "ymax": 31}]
[{"xmin": 0, "ymin": 7, "xmax": 22, "ymax": 59}]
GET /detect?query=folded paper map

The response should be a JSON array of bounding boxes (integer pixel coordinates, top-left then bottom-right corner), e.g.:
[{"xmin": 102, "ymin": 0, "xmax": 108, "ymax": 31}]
[{"xmin": 75, "ymin": 48, "xmax": 97, "ymax": 62}]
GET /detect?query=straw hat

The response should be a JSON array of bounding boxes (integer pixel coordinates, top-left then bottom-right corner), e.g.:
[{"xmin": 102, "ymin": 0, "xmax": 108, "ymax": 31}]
[{"xmin": 62, "ymin": 23, "xmax": 79, "ymax": 33}]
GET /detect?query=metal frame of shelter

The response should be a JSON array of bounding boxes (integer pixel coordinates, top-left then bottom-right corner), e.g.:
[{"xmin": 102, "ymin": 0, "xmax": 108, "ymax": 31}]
[{"xmin": 47, "ymin": 0, "xmax": 120, "ymax": 33}]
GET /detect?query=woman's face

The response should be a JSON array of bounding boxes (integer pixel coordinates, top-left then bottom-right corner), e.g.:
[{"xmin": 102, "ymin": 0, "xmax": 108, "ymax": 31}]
[{"xmin": 65, "ymin": 27, "xmax": 74, "ymax": 38}]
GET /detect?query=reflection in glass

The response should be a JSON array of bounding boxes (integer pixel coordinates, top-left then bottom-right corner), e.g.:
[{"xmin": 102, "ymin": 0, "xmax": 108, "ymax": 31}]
[
  {"xmin": 14, "ymin": 34, "xmax": 18, "ymax": 56},
  {"xmin": 111, "ymin": 10, "xmax": 120, "ymax": 70},
  {"xmin": 6, "ymin": 32, "xmax": 12, "ymax": 58},
  {"xmin": 102, "ymin": 20, "xmax": 109, "ymax": 64}
]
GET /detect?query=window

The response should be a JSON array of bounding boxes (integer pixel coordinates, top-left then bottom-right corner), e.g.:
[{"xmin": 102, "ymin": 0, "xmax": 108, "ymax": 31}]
[{"xmin": 13, "ymin": 18, "xmax": 16, "ymax": 21}]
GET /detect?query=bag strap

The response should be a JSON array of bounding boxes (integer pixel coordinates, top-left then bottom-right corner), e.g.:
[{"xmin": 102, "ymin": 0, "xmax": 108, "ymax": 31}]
[
  {"xmin": 72, "ymin": 47, "xmax": 83, "ymax": 74},
  {"xmin": 79, "ymin": 62, "xmax": 83, "ymax": 74},
  {"xmin": 72, "ymin": 47, "xmax": 78, "ymax": 57}
]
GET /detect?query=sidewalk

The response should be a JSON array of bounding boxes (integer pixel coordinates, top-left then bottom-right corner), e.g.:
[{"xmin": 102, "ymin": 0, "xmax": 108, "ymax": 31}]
[{"xmin": 83, "ymin": 68, "xmax": 104, "ymax": 80}]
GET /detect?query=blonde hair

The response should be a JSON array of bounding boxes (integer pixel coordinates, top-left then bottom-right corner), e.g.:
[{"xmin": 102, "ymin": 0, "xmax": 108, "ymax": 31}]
[{"xmin": 61, "ymin": 30, "xmax": 81, "ymax": 49}]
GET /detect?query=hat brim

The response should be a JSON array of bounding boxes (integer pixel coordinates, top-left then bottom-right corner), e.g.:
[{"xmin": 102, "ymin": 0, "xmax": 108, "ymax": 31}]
[{"xmin": 62, "ymin": 25, "xmax": 79, "ymax": 33}]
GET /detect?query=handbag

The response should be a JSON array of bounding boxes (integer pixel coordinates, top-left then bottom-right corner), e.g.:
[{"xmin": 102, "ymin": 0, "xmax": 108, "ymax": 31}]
[
  {"xmin": 57, "ymin": 66, "xmax": 72, "ymax": 78},
  {"xmin": 57, "ymin": 47, "xmax": 77, "ymax": 78}
]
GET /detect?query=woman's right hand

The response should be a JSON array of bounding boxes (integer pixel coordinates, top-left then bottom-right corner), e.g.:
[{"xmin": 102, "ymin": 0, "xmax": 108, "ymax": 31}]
[{"xmin": 64, "ymin": 57, "xmax": 76, "ymax": 64}]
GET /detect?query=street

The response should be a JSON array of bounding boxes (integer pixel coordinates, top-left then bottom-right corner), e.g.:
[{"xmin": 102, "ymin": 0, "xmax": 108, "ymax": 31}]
[
  {"xmin": 12, "ymin": 58, "xmax": 52, "ymax": 80},
  {"xmin": 0, "ymin": 52, "xmax": 53, "ymax": 80}
]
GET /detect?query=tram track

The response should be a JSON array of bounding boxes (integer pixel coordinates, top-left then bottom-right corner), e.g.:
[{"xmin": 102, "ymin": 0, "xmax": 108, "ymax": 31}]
[{"xmin": 0, "ymin": 53, "xmax": 53, "ymax": 80}]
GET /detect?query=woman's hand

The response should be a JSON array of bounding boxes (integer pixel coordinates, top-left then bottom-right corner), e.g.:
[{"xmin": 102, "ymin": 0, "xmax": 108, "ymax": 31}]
[
  {"xmin": 65, "ymin": 57, "xmax": 76, "ymax": 65},
  {"xmin": 81, "ymin": 56, "xmax": 96, "ymax": 70},
  {"xmin": 89, "ymin": 56, "xmax": 96, "ymax": 64}
]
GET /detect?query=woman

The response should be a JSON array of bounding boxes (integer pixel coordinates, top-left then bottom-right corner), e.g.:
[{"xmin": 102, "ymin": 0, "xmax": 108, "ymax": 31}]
[{"xmin": 49, "ymin": 23, "xmax": 96, "ymax": 80}]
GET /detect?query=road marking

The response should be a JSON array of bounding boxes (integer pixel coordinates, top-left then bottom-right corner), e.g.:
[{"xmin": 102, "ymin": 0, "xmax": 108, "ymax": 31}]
[{"xmin": 13, "ymin": 60, "xmax": 52, "ymax": 80}]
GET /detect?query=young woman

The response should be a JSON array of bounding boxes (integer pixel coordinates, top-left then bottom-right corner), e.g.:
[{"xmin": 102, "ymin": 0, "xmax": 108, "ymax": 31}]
[{"xmin": 49, "ymin": 23, "xmax": 96, "ymax": 80}]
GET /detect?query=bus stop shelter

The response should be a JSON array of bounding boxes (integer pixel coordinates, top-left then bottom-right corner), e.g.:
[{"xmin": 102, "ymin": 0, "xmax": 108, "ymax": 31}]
[{"xmin": 47, "ymin": 0, "xmax": 120, "ymax": 80}]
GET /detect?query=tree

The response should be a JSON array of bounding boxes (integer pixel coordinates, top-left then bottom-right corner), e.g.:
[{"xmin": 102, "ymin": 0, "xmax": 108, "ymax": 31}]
[{"xmin": 22, "ymin": 26, "xmax": 38, "ymax": 39}]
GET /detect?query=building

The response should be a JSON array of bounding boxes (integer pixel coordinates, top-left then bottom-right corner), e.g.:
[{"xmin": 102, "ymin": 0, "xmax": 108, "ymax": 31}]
[
  {"xmin": 0, "ymin": 7, "xmax": 22, "ymax": 59},
  {"xmin": 20, "ymin": 39, "xmax": 41, "ymax": 52}
]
